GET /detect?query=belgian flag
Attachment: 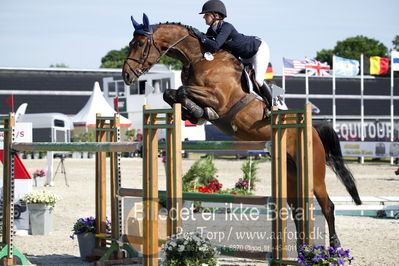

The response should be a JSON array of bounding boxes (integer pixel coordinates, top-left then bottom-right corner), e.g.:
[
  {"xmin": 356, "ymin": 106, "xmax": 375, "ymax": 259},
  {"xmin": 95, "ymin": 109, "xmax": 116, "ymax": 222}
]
[
  {"xmin": 364, "ymin": 56, "xmax": 389, "ymax": 75},
  {"xmin": 264, "ymin": 62, "xmax": 273, "ymax": 79}
]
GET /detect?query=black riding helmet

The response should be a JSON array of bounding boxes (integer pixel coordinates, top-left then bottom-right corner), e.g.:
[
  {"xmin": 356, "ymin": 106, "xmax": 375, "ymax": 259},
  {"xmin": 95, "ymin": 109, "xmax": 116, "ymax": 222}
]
[{"xmin": 199, "ymin": 0, "xmax": 227, "ymax": 18}]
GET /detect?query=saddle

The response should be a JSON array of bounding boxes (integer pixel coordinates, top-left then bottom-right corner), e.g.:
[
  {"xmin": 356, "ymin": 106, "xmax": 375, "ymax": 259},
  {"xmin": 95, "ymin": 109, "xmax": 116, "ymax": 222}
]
[
  {"xmin": 241, "ymin": 64, "xmax": 286, "ymax": 110},
  {"xmin": 241, "ymin": 64, "xmax": 262, "ymax": 97},
  {"xmin": 205, "ymin": 64, "xmax": 287, "ymax": 136}
]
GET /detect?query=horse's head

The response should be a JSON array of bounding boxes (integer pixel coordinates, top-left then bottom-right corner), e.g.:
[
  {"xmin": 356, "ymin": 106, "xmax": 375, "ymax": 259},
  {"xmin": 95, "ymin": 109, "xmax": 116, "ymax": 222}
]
[
  {"xmin": 123, "ymin": 15, "xmax": 202, "ymax": 85},
  {"xmin": 122, "ymin": 14, "xmax": 160, "ymax": 85}
]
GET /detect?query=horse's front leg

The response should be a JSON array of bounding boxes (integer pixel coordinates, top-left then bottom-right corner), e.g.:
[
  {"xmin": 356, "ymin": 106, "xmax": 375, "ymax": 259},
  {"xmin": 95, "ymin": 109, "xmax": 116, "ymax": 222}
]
[
  {"xmin": 163, "ymin": 89, "xmax": 178, "ymax": 107},
  {"xmin": 181, "ymin": 85, "xmax": 222, "ymax": 121},
  {"xmin": 163, "ymin": 89, "xmax": 197, "ymax": 122},
  {"xmin": 176, "ymin": 86, "xmax": 204, "ymax": 119}
]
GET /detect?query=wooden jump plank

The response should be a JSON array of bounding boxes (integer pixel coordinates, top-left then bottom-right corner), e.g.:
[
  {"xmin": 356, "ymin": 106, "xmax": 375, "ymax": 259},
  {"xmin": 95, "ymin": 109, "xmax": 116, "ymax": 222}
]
[
  {"xmin": 271, "ymin": 106, "xmax": 288, "ymax": 262},
  {"xmin": 11, "ymin": 142, "xmax": 141, "ymax": 152},
  {"xmin": 95, "ymin": 114, "xmax": 107, "ymax": 248},
  {"xmin": 143, "ymin": 105, "xmax": 159, "ymax": 266}
]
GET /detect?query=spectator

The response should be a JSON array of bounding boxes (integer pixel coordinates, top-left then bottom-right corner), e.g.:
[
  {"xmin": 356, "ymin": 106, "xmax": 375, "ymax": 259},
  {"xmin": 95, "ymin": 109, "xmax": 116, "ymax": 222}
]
[
  {"xmin": 134, "ymin": 129, "xmax": 143, "ymax": 157},
  {"xmin": 135, "ymin": 129, "xmax": 143, "ymax": 142}
]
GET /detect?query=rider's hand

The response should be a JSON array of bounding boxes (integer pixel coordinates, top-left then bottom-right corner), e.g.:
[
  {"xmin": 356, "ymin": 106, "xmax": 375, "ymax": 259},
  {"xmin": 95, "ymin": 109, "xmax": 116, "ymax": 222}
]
[{"xmin": 190, "ymin": 27, "xmax": 207, "ymax": 43}]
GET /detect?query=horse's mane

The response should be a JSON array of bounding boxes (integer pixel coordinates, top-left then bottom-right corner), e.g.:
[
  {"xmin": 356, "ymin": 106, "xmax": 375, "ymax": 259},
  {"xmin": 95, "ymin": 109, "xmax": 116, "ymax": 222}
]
[
  {"xmin": 156, "ymin": 22, "xmax": 193, "ymax": 32},
  {"xmin": 157, "ymin": 22, "xmax": 190, "ymax": 28}
]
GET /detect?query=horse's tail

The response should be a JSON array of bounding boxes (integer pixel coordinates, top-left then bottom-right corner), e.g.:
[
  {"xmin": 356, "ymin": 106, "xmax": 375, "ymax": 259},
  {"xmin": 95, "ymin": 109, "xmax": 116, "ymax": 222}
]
[{"xmin": 315, "ymin": 123, "xmax": 362, "ymax": 205}]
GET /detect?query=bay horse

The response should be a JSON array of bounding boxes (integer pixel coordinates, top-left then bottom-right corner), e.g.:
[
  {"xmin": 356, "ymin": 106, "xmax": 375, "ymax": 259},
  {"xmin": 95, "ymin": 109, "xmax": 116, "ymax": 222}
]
[{"xmin": 122, "ymin": 14, "xmax": 362, "ymax": 247}]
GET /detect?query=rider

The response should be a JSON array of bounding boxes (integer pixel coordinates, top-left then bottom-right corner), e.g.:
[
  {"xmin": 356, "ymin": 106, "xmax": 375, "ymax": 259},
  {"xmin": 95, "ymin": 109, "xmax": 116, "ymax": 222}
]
[{"xmin": 192, "ymin": 0, "xmax": 275, "ymax": 108}]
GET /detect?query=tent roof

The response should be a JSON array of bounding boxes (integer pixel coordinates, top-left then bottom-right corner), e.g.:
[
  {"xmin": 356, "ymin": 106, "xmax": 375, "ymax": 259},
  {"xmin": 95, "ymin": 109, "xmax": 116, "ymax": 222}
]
[{"xmin": 72, "ymin": 82, "xmax": 132, "ymax": 127}]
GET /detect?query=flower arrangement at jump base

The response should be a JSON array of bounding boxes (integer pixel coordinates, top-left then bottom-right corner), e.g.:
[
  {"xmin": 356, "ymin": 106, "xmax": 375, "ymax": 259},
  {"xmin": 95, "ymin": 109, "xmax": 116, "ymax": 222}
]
[
  {"xmin": 70, "ymin": 216, "xmax": 112, "ymax": 259},
  {"xmin": 22, "ymin": 190, "xmax": 61, "ymax": 208},
  {"xmin": 197, "ymin": 178, "xmax": 223, "ymax": 193},
  {"xmin": 182, "ymin": 155, "xmax": 259, "ymax": 195},
  {"xmin": 70, "ymin": 216, "xmax": 111, "ymax": 239},
  {"xmin": 32, "ymin": 168, "xmax": 46, "ymax": 179},
  {"xmin": 163, "ymin": 231, "xmax": 218, "ymax": 266},
  {"xmin": 22, "ymin": 190, "xmax": 61, "ymax": 235},
  {"xmin": 298, "ymin": 244, "xmax": 353, "ymax": 265},
  {"xmin": 32, "ymin": 168, "xmax": 46, "ymax": 186}
]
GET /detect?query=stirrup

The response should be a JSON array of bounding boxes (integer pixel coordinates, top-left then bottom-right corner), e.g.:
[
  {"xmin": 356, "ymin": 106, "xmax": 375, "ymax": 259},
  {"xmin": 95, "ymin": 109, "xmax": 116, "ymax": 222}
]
[
  {"xmin": 273, "ymin": 96, "xmax": 288, "ymax": 110},
  {"xmin": 196, "ymin": 118, "xmax": 206, "ymax": 125}
]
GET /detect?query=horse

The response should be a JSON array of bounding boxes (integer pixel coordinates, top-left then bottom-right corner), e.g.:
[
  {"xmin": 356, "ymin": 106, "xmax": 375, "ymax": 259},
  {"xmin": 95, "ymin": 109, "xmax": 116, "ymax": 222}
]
[{"xmin": 122, "ymin": 14, "xmax": 362, "ymax": 247}]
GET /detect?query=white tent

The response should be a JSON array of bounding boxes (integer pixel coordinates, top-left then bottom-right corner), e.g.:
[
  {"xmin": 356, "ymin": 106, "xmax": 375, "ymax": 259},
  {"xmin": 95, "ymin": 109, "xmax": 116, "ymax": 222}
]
[{"xmin": 72, "ymin": 82, "xmax": 132, "ymax": 127}]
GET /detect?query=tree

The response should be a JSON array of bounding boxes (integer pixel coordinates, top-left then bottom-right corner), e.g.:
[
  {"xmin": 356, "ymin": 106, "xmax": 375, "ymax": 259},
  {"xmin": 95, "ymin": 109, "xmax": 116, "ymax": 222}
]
[
  {"xmin": 158, "ymin": 56, "xmax": 182, "ymax": 70},
  {"xmin": 100, "ymin": 46, "xmax": 129, "ymax": 68},
  {"xmin": 393, "ymin": 35, "xmax": 399, "ymax": 51},
  {"xmin": 315, "ymin": 35, "xmax": 388, "ymax": 65},
  {"xmin": 49, "ymin": 63, "xmax": 68, "ymax": 68},
  {"xmin": 315, "ymin": 49, "xmax": 334, "ymax": 66},
  {"xmin": 100, "ymin": 46, "xmax": 182, "ymax": 70}
]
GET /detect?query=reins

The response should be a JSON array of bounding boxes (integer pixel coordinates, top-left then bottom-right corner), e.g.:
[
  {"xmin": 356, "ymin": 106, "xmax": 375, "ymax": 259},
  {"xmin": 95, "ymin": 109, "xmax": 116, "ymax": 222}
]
[{"xmin": 125, "ymin": 30, "xmax": 190, "ymax": 76}]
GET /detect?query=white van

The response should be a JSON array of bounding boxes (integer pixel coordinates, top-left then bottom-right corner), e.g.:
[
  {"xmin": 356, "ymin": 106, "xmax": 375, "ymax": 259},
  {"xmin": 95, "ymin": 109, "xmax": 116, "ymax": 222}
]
[{"xmin": 18, "ymin": 113, "xmax": 72, "ymax": 142}]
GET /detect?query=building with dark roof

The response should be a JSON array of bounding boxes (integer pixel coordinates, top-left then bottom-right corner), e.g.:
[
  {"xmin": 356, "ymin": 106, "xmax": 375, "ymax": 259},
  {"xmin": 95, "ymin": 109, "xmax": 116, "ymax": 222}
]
[
  {"xmin": 1, "ymin": 66, "xmax": 398, "ymax": 122},
  {"xmin": 0, "ymin": 67, "xmax": 121, "ymax": 115}
]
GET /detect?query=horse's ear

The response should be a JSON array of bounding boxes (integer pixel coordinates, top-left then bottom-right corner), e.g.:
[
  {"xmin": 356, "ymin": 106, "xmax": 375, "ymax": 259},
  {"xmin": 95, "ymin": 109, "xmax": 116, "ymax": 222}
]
[
  {"xmin": 142, "ymin": 13, "xmax": 150, "ymax": 31},
  {"xmin": 131, "ymin": 15, "xmax": 140, "ymax": 29}
]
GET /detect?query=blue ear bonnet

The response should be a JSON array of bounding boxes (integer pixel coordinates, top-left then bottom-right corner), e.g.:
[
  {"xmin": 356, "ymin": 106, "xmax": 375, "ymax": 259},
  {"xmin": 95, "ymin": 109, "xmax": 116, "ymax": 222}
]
[{"xmin": 131, "ymin": 13, "xmax": 156, "ymax": 38}]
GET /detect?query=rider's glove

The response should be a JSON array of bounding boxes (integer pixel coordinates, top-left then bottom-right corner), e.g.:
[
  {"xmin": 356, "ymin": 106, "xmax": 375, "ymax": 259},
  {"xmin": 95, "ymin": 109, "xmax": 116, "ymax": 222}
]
[{"xmin": 190, "ymin": 27, "xmax": 207, "ymax": 43}]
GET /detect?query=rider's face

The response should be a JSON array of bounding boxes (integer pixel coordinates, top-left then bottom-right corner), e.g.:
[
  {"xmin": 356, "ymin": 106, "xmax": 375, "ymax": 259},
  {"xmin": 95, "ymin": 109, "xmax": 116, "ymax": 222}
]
[{"xmin": 203, "ymin": 13, "xmax": 214, "ymax": 26}]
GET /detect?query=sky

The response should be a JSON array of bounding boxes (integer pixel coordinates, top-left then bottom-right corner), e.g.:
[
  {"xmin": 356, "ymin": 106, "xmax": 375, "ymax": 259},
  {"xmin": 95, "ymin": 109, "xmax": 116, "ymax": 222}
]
[{"xmin": 1, "ymin": 0, "xmax": 398, "ymax": 74}]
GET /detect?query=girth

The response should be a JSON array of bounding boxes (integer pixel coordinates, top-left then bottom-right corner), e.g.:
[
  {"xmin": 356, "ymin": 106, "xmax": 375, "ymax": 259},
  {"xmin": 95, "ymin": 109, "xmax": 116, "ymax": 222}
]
[{"xmin": 211, "ymin": 93, "xmax": 256, "ymax": 136}]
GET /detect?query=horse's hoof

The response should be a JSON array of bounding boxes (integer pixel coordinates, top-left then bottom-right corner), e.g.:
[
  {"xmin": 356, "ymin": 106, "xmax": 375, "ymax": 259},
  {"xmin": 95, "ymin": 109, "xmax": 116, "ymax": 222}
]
[
  {"xmin": 204, "ymin": 107, "xmax": 219, "ymax": 120},
  {"xmin": 265, "ymin": 109, "xmax": 271, "ymax": 118},
  {"xmin": 184, "ymin": 99, "xmax": 204, "ymax": 118},
  {"xmin": 196, "ymin": 118, "xmax": 206, "ymax": 125},
  {"xmin": 329, "ymin": 235, "xmax": 341, "ymax": 247},
  {"xmin": 188, "ymin": 117, "xmax": 199, "ymax": 124}
]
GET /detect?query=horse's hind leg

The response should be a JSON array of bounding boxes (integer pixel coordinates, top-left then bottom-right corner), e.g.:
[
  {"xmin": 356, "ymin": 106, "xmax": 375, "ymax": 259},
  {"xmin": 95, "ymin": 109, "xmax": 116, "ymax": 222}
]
[
  {"xmin": 313, "ymin": 171, "xmax": 341, "ymax": 247},
  {"xmin": 287, "ymin": 165, "xmax": 302, "ymax": 250},
  {"xmin": 290, "ymin": 169, "xmax": 341, "ymax": 248},
  {"xmin": 288, "ymin": 145, "xmax": 341, "ymax": 248},
  {"xmin": 310, "ymin": 132, "xmax": 341, "ymax": 247}
]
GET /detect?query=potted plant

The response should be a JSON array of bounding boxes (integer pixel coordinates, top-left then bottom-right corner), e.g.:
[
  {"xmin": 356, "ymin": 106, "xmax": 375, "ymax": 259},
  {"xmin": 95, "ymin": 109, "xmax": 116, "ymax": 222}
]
[
  {"xmin": 70, "ymin": 216, "xmax": 111, "ymax": 259},
  {"xmin": 21, "ymin": 190, "xmax": 61, "ymax": 235},
  {"xmin": 163, "ymin": 231, "xmax": 218, "ymax": 266},
  {"xmin": 32, "ymin": 168, "xmax": 46, "ymax": 187},
  {"xmin": 298, "ymin": 244, "xmax": 353, "ymax": 265}
]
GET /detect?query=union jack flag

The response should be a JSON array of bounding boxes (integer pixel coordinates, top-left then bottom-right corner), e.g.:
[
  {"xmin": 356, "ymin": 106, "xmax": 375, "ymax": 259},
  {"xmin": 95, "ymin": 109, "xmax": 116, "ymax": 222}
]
[
  {"xmin": 282, "ymin": 57, "xmax": 306, "ymax": 76},
  {"xmin": 305, "ymin": 59, "xmax": 331, "ymax": 77}
]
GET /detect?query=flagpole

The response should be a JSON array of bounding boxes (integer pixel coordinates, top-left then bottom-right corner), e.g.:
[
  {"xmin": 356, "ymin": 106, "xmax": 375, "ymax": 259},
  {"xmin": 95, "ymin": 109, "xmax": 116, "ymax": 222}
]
[
  {"xmin": 332, "ymin": 55, "xmax": 336, "ymax": 131},
  {"xmin": 305, "ymin": 66, "xmax": 309, "ymax": 104},
  {"xmin": 282, "ymin": 66, "xmax": 286, "ymax": 101},
  {"xmin": 360, "ymin": 54, "xmax": 365, "ymax": 164},
  {"xmin": 11, "ymin": 94, "xmax": 14, "ymax": 113},
  {"xmin": 391, "ymin": 51, "xmax": 395, "ymax": 165}
]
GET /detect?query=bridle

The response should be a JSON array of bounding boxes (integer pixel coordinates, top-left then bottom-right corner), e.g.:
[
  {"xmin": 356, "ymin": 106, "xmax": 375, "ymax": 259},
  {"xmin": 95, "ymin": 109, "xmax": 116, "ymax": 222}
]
[{"xmin": 124, "ymin": 29, "xmax": 190, "ymax": 78}]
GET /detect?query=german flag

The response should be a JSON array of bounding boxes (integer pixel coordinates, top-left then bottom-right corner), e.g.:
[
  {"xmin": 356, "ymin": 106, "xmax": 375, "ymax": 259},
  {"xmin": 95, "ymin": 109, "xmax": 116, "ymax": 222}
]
[
  {"xmin": 364, "ymin": 56, "xmax": 389, "ymax": 75},
  {"xmin": 264, "ymin": 62, "xmax": 273, "ymax": 79}
]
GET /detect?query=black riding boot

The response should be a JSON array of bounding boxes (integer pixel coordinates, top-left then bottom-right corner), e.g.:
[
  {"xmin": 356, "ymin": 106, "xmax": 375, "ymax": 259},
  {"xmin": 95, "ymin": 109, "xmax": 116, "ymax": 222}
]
[{"xmin": 259, "ymin": 82, "xmax": 273, "ymax": 109}]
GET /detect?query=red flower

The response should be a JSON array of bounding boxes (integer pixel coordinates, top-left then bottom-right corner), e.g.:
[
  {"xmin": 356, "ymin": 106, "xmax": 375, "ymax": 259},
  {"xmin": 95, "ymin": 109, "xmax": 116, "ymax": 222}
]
[{"xmin": 197, "ymin": 178, "xmax": 224, "ymax": 193}]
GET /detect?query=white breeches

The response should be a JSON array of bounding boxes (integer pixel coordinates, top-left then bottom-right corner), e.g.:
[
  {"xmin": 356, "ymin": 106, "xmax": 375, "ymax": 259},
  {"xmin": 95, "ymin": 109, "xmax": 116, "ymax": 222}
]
[{"xmin": 243, "ymin": 40, "xmax": 270, "ymax": 86}]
